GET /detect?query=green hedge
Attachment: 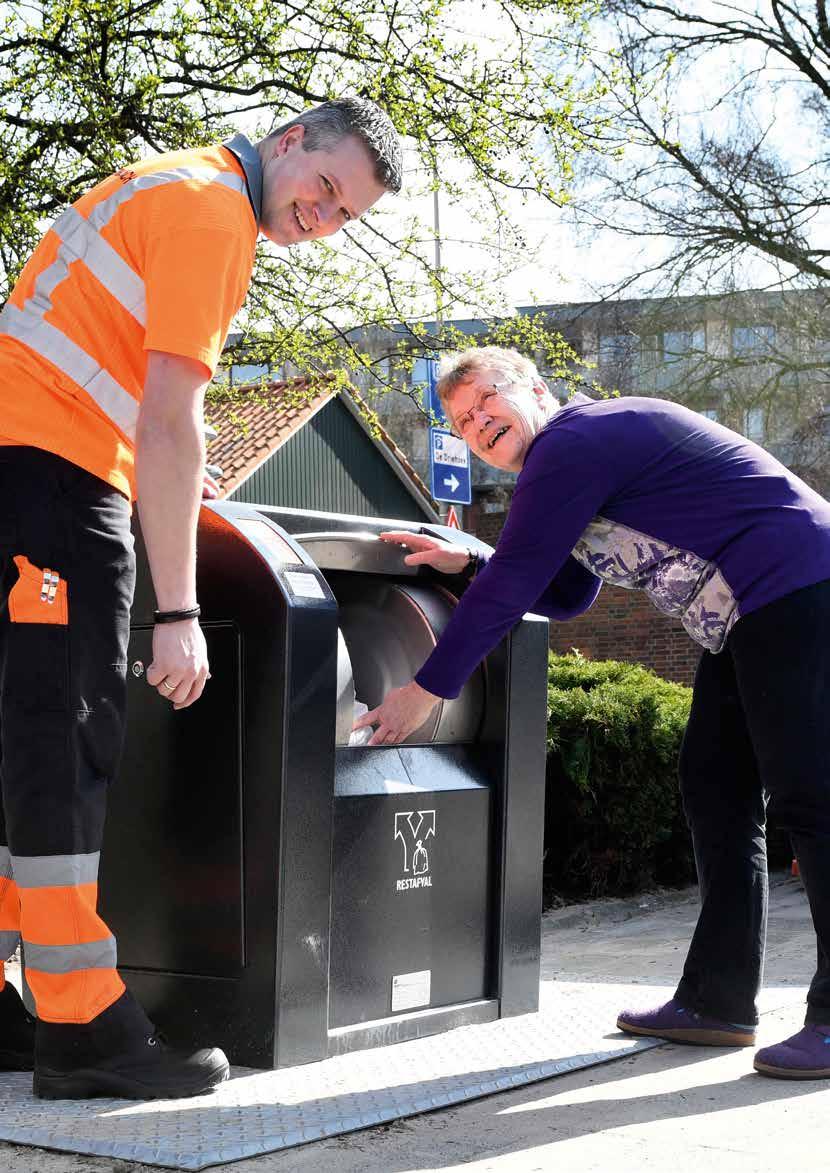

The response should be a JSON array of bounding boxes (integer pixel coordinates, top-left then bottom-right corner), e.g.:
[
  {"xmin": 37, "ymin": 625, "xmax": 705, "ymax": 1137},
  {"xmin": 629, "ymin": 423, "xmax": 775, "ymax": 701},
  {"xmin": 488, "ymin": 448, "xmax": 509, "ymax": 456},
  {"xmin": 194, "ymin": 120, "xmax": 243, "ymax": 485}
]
[{"xmin": 545, "ymin": 652, "xmax": 694, "ymax": 898}]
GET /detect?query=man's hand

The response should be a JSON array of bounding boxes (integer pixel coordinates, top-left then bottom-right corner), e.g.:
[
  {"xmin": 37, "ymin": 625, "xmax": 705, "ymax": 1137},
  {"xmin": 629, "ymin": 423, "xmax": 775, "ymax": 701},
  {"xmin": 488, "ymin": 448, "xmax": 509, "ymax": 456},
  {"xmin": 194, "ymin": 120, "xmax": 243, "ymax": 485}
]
[
  {"xmin": 353, "ymin": 680, "xmax": 441, "ymax": 746},
  {"xmin": 202, "ymin": 470, "xmax": 220, "ymax": 499},
  {"xmin": 379, "ymin": 531, "xmax": 471, "ymax": 575},
  {"xmin": 137, "ymin": 351, "xmax": 212, "ymax": 710},
  {"xmin": 146, "ymin": 618, "xmax": 210, "ymax": 710}
]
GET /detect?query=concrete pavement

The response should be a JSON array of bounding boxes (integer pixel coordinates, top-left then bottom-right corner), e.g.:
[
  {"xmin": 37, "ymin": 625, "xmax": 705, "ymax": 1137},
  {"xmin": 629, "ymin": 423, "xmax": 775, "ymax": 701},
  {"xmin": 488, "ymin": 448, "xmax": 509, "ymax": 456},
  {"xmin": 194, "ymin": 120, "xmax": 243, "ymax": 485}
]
[{"xmin": 0, "ymin": 872, "xmax": 819, "ymax": 1173}]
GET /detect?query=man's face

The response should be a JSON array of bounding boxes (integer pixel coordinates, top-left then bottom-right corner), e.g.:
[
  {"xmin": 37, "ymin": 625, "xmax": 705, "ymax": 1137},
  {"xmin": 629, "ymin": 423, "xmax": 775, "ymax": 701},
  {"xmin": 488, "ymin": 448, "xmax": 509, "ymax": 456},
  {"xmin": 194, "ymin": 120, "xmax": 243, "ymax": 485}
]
[
  {"xmin": 446, "ymin": 368, "xmax": 551, "ymax": 472},
  {"xmin": 259, "ymin": 125, "xmax": 388, "ymax": 246}
]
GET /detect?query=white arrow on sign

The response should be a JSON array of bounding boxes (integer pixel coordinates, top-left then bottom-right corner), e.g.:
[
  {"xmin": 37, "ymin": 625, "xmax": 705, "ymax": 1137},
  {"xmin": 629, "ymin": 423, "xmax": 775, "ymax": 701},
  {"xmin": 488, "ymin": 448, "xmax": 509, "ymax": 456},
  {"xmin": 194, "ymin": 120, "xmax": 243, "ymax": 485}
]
[{"xmin": 443, "ymin": 474, "xmax": 460, "ymax": 493}]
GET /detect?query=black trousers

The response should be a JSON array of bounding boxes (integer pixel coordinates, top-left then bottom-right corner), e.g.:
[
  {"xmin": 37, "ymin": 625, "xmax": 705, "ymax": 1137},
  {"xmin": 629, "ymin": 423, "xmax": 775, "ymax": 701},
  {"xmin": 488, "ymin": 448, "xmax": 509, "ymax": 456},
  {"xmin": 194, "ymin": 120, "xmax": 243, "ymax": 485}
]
[
  {"xmin": 0, "ymin": 446, "xmax": 134, "ymax": 1022},
  {"xmin": 675, "ymin": 578, "xmax": 830, "ymax": 1026}
]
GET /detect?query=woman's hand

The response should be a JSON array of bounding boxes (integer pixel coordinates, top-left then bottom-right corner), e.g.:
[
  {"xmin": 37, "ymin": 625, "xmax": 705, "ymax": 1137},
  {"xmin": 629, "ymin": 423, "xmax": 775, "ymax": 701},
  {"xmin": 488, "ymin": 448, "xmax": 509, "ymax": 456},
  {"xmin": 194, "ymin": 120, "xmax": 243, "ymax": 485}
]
[
  {"xmin": 379, "ymin": 530, "xmax": 471, "ymax": 575},
  {"xmin": 353, "ymin": 680, "xmax": 441, "ymax": 746}
]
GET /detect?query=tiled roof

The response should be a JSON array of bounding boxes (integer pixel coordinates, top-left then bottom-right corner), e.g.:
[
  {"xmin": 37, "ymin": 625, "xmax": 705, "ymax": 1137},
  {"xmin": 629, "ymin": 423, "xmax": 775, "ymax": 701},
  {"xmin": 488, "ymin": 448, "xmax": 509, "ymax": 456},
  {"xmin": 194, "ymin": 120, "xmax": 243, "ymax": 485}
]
[
  {"xmin": 205, "ymin": 376, "xmax": 437, "ymax": 513},
  {"xmin": 204, "ymin": 377, "xmax": 331, "ymax": 496}
]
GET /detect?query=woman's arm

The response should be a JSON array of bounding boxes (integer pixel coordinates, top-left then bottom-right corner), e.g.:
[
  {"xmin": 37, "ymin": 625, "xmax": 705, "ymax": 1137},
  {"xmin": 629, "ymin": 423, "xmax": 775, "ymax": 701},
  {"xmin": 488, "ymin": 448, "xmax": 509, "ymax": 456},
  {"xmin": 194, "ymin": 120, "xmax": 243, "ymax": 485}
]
[
  {"xmin": 528, "ymin": 554, "xmax": 601, "ymax": 620},
  {"xmin": 376, "ymin": 534, "xmax": 600, "ymax": 619},
  {"xmin": 354, "ymin": 424, "xmax": 619, "ymax": 744},
  {"xmin": 413, "ymin": 426, "xmax": 615, "ymax": 700}
]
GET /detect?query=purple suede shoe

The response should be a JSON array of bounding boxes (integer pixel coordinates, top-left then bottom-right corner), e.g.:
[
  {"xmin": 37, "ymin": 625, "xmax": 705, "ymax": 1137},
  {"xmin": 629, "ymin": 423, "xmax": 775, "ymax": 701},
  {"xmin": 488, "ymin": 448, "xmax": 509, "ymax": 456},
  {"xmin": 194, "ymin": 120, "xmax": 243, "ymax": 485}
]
[
  {"xmin": 617, "ymin": 997, "xmax": 756, "ymax": 1046},
  {"xmin": 754, "ymin": 1024, "xmax": 830, "ymax": 1079}
]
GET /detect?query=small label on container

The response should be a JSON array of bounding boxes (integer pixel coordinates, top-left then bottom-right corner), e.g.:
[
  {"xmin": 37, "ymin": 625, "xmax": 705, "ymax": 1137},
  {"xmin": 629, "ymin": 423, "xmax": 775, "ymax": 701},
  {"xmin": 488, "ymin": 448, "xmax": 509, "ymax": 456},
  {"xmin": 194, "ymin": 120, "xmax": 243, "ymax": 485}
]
[
  {"xmin": 236, "ymin": 518, "xmax": 302, "ymax": 566},
  {"xmin": 283, "ymin": 571, "xmax": 325, "ymax": 599},
  {"xmin": 391, "ymin": 969, "xmax": 431, "ymax": 1013}
]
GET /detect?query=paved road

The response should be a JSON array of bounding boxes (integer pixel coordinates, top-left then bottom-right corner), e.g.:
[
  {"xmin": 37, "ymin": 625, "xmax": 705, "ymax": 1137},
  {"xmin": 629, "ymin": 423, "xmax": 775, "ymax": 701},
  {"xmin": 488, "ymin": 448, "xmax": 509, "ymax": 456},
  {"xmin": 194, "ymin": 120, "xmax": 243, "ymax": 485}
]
[{"xmin": 0, "ymin": 874, "xmax": 818, "ymax": 1173}]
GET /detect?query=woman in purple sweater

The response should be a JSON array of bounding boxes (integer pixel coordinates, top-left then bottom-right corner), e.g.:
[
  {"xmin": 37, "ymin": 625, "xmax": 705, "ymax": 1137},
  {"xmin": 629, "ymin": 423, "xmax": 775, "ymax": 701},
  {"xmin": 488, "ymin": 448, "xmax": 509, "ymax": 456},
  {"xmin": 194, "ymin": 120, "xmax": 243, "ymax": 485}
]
[{"xmin": 354, "ymin": 344, "xmax": 830, "ymax": 1081}]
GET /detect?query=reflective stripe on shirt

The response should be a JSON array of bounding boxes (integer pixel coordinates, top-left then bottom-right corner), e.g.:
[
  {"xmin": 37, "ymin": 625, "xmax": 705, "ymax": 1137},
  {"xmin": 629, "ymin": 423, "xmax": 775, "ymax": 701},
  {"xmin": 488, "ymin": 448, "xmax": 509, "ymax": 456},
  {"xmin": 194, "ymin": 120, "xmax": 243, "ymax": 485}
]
[
  {"xmin": 0, "ymin": 167, "xmax": 247, "ymax": 440},
  {"xmin": 0, "ymin": 305, "xmax": 142, "ymax": 439}
]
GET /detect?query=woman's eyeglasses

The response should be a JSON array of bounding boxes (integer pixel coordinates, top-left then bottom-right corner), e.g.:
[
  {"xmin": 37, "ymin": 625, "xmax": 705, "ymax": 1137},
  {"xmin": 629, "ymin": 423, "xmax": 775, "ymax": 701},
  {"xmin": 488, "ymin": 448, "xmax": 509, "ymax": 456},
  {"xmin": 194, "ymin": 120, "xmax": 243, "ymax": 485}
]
[{"xmin": 450, "ymin": 381, "xmax": 515, "ymax": 438}]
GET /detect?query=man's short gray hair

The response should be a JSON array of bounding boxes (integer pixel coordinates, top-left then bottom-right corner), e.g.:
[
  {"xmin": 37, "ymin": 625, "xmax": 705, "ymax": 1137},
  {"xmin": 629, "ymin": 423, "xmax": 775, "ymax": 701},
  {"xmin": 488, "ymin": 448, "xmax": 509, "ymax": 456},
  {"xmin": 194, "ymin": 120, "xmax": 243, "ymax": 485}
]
[{"xmin": 267, "ymin": 98, "xmax": 403, "ymax": 194}]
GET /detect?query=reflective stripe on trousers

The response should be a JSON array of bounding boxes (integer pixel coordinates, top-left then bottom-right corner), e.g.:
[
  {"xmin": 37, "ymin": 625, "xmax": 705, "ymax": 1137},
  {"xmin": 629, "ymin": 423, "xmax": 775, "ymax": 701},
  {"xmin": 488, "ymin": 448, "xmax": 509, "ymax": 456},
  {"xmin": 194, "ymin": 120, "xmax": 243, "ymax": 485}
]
[
  {"xmin": 0, "ymin": 167, "xmax": 246, "ymax": 442},
  {"xmin": 0, "ymin": 846, "xmax": 20, "ymax": 986},
  {"xmin": 0, "ymin": 846, "xmax": 114, "ymax": 1011},
  {"xmin": 12, "ymin": 852, "xmax": 123, "ymax": 1020}
]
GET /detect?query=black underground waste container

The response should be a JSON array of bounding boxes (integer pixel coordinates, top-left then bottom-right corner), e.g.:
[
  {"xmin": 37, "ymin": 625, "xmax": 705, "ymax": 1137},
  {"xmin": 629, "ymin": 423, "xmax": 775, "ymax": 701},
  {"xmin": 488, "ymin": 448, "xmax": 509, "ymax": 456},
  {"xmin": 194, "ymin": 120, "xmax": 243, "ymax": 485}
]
[{"xmin": 98, "ymin": 501, "xmax": 549, "ymax": 1069}]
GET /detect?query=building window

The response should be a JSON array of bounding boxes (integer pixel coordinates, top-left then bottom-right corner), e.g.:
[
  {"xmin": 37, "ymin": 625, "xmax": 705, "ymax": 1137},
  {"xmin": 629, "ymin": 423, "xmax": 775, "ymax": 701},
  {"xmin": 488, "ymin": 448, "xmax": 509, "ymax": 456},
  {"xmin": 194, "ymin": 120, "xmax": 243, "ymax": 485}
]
[
  {"xmin": 230, "ymin": 362, "xmax": 270, "ymax": 386},
  {"xmin": 599, "ymin": 333, "xmax": 639, "ymax": 367},
  {"xmin": 411, "ymin": 356, "xmax": 431, "ymax": 386},
  {"xmin": 744, "ymin": 406, "xmax": 765, "ymax": 442},
  {"xmin": 732, "ymin": 325, "xmax": 776, "ymax": 356},
  {"xmin": 663, "ymin": 328, "xmax": 705, "ymax": 363}
]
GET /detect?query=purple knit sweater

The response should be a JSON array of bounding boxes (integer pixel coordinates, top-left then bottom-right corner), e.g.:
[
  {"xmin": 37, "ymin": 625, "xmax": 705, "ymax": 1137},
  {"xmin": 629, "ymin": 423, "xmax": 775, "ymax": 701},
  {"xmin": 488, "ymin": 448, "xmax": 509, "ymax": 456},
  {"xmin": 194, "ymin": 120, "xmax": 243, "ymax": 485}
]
[{"xmin": 415, "ymin": 395, "xmax": 830, "ymax": 699}]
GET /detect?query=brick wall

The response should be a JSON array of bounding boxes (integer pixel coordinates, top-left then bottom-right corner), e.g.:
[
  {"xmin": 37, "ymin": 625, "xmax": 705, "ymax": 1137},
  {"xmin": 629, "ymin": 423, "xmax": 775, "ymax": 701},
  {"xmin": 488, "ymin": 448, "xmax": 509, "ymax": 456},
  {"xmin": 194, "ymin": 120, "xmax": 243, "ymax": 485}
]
[
  {"xmin": 468, "ymin": 500, "xmax": 701, "ymax": 686},
  {"xmin": 547, "ymin": 585, "xmax": 700, "ymax": 685},
  {"xmin": 471, "ymin": 506, "xmax": 509, "ymax": 549}
]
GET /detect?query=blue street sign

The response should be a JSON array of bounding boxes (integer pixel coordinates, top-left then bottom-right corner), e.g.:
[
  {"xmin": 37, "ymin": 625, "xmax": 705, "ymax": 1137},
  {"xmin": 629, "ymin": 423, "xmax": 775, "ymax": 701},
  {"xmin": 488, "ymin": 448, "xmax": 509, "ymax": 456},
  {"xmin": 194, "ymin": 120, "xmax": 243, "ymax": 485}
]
[
  {"xmin": 423, "ymin": 357, "xmax": 447, "ymax": 428},
  {"xmin": 430, "ymin": 427, "xmax": 472, "ymax": 505}
]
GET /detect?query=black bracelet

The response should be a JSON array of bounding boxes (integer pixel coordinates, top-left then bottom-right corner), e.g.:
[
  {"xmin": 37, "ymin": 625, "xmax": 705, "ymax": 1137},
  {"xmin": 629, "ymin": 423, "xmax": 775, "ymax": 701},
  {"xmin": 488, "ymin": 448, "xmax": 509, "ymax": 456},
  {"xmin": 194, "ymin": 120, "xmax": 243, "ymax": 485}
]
[
  {"xmin": 153, "ymin": 606, "xmax": 201, "ymax": 624},
  {"xmin": 459, "ymin": 549, "xmax": 481, "ymax": 582}
]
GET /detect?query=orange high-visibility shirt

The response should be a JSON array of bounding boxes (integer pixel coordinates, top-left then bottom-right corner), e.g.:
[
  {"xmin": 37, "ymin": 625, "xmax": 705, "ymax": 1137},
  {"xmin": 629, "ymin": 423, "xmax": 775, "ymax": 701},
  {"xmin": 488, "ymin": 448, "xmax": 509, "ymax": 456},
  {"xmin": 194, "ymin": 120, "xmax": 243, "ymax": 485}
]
[{"xmin": 0, "ymin": 143, "xmax": 258, "ymax": 499}]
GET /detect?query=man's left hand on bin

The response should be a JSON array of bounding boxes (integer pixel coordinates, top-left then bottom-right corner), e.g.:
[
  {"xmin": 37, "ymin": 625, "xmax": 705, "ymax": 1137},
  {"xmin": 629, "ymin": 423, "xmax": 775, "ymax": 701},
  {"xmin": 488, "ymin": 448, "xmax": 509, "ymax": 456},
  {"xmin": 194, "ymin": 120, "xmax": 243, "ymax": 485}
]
[
  {"xmin": 137, "ymin": 351, "xmax": 213, "ymax": 711},
  {"xmin": 146, "ymin": 619, "xmax": 210, "ymax": 710},
  {"xmin": 353, "ymin": 679, "xmax": 440, "ymax": 746},
  {"xmin": 202, "ymin": 470, "xmax": 220, "ymax": 499}
]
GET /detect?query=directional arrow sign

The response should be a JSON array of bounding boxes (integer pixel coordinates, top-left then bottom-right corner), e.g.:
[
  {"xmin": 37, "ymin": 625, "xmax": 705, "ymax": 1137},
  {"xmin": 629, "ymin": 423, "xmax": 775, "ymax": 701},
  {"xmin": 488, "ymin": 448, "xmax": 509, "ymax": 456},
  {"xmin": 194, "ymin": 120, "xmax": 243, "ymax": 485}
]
[{"xmin": 429, "ymin": 427, "xmax": 471, "ymax": 505}]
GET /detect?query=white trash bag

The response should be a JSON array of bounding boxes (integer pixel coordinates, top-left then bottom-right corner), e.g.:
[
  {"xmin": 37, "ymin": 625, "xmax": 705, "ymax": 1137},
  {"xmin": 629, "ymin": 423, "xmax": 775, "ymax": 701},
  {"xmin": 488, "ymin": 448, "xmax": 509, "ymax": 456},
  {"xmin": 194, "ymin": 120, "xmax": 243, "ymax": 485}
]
[{"xmin": 348, "ymin": 700, "xmax": 374, "ymax": 747}]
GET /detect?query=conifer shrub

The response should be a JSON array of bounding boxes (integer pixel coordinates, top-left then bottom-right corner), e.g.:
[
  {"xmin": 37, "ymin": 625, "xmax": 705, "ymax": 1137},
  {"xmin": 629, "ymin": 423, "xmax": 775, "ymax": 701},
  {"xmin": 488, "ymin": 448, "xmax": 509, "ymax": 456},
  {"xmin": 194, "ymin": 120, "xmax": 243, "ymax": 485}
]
[{"xmin": 545, "ymin": 652, "xmax": 694, "ymax": 897}]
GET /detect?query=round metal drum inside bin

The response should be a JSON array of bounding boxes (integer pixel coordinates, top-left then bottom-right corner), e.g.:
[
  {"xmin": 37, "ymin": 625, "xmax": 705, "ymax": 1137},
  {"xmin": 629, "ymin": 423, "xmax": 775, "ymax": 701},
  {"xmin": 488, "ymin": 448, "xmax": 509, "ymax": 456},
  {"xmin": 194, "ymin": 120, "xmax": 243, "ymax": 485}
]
[{"xmin": 333, "ymin": 577, "xmax": 484, "ymax": 746}]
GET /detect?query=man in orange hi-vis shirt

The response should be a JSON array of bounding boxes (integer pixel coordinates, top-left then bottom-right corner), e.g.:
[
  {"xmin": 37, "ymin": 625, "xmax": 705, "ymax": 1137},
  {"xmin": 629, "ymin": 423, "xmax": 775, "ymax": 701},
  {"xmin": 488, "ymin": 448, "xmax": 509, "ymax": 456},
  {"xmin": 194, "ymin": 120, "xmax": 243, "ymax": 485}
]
[{"xmin": 0, "ymin": 98, "xmax": 402, "ymax": 1100}]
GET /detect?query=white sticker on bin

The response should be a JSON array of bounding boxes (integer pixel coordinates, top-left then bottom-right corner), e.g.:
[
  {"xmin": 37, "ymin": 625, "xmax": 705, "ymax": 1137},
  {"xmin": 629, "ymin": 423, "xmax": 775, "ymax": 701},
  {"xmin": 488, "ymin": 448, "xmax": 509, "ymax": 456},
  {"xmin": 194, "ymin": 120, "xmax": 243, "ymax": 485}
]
[
  {"xmin": 283, "ymin": 571, "xmax": 325, "ymax": 599},
  {"xmin": 391, "ymin": 969, "xmax": 431, "ymax": 1013}
]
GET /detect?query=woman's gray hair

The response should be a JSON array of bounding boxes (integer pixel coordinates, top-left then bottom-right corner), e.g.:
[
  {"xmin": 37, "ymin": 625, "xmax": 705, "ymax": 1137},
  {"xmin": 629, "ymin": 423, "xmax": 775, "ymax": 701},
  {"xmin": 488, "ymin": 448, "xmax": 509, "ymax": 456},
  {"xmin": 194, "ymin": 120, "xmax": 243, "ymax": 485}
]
[
  {"xmin": 436, "ymin": 346, "xmax": 555, "ymax": 442},
  {"xmin": 265, "ymin": 98, "xmax": 402, "ymax": 193}
]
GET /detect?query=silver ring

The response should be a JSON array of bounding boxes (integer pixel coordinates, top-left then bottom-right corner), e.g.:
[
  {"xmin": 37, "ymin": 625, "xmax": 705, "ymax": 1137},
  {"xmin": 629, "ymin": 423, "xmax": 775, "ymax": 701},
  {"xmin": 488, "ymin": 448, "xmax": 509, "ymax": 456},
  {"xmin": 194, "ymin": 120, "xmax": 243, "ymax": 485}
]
[{"xmin": 162, "ymin": 682, "xmax": 175, "ymax": 693}]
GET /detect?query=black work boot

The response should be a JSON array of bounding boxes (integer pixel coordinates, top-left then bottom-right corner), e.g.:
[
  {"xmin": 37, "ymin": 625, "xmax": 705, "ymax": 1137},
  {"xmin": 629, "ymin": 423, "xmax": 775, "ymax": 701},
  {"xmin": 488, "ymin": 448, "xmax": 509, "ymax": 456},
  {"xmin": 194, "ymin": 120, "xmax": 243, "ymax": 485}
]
[
  {"xmin": 33, "ymin": 989, "xmax": 229, "ymax": 1100},
  {"xmin": 0, "ymin": 982, "xmax": 36, "ymax": 1071}
]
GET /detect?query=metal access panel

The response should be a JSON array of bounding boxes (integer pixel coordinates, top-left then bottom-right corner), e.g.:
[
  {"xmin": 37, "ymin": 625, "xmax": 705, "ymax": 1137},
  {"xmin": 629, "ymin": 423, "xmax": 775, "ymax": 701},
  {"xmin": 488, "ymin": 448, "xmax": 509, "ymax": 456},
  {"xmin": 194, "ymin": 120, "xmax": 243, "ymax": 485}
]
[
  {"xmin": 329, "ymin": 770, "xmax": 492, "ymax": 1029},
  {"xmin": 100, "ymin": 623, "xmax": 243, "ymax": 978}
]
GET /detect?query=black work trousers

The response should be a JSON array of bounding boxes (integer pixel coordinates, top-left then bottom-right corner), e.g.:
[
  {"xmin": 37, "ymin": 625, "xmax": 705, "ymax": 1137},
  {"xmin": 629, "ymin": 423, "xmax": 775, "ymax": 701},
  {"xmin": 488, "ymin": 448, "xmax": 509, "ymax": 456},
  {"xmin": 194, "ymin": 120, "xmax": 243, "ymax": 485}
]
[
  {"xmin": 675, "ymin": 578, "xmax": 830, "ymax": 1027},
  {"xmin": 0, "ymin": 446, "xmax": 134, "ymax": 1023}
]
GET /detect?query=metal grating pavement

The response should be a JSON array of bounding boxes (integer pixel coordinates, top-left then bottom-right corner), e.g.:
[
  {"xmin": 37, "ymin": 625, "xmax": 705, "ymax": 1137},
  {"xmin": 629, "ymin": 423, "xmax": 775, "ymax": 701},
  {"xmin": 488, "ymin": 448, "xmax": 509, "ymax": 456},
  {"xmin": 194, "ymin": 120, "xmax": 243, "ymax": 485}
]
[{"xmin": 0, "ymin": 981, "xmax": 677, "ymax": 1170}]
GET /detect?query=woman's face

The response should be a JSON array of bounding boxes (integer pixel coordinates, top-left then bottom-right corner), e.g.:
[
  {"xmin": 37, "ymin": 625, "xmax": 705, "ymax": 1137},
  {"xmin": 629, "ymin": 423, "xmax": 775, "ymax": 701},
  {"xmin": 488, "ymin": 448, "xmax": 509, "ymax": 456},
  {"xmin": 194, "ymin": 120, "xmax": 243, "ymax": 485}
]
[{"xmin": 445, "ymin": 368, "xmax": 553, "ymax": 472}]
